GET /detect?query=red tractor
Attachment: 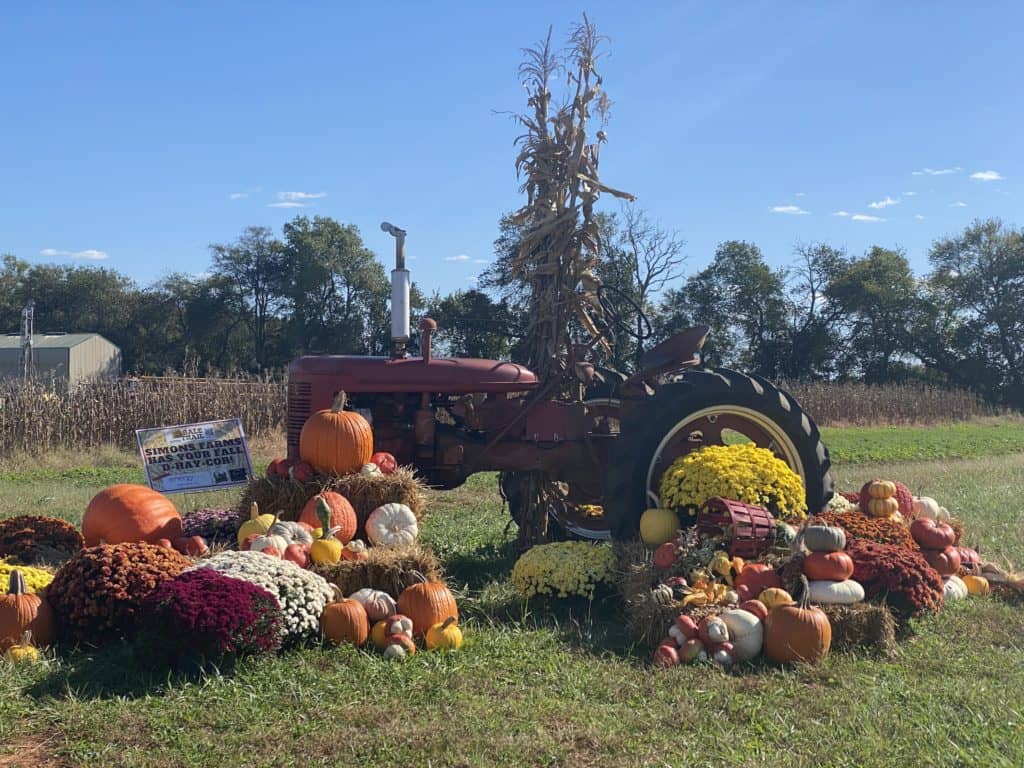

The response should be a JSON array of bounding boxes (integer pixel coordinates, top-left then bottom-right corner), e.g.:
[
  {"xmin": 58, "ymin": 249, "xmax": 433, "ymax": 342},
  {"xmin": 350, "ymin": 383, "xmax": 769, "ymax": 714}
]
[{"xmin": 287, "ymin": 223, "xmax": 834, "ymax": 539}]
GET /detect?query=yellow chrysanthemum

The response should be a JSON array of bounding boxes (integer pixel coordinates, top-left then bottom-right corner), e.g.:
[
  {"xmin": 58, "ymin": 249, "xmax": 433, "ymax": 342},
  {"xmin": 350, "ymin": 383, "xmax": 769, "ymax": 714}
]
[
  {"xmin": 511, "ymin": 542, "xmax": 616, "ymax": 599},
  {"xmin": 0, "ymin": 559, "xmax": 54, "ymax": 593},
  {"xmin": 658, "ymin": 444, "xmax": 807, "ymax": 522}
]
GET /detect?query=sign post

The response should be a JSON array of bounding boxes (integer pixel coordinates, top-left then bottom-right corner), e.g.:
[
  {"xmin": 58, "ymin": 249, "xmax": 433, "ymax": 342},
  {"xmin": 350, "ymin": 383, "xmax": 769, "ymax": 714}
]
[{"xmin": 136, "ymin": 418, "xmax": 254, "ymax": 494}]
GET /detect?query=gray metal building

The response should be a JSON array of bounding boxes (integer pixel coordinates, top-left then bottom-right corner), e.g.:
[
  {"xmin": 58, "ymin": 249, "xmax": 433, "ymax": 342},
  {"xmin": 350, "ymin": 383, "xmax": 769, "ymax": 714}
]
[{"xmin": 0, "ymin": 333, "xmax": 121, "ymax": 383}]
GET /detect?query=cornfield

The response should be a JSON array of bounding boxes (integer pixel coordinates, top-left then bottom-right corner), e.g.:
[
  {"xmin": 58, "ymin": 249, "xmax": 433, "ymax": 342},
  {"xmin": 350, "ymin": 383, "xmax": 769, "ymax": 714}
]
[
  {"xmin": 780, "ymin": 380, "xmax": 1005, "ymax": 426},
  {"xmin": 0, "ymin": 374, "xmax": 1009, "ymax": 458},
  {"xmin": 0, "ymin": 375, "xmax": 285, "ymax": 457}
]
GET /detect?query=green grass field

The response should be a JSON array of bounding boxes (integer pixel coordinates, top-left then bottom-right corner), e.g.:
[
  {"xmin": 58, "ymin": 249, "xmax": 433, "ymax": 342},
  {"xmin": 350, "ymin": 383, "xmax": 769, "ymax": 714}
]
[{"xmin": 2, "ymin": 426, "xmax": 1023, "ymax": 767}]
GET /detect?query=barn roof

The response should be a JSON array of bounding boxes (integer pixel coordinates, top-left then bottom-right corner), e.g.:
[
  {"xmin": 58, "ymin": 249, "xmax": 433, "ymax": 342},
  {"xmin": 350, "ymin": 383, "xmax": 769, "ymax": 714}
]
[{"xmin": 0, "ymin": 333, "xmax": 118, "ymax": 350}]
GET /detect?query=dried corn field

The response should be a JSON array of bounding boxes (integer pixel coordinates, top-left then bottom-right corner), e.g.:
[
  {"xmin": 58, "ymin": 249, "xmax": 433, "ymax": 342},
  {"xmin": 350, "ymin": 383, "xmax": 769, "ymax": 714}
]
[
  {"xmin": 0, "ymin": 374, "xmax": 1009, "ymax": 457},
  {"xmin": 0, "ymin": 375, "xmax": 285, "ymax": 456},
  {"xmin": 781, "ymin": 380, "xmax": 1006, "ymax": 426}
]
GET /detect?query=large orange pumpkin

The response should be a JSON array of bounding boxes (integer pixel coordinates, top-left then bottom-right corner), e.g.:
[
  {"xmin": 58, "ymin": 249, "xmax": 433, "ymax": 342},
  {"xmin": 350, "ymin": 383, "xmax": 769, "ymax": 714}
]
[
  {"xmin": 299, "ymin": 391, "xmax": 373, "ymax": 475},
  {"xmin": 397, "ymin": 572, "xmax": 459, "ymax": 638},
  {"xmin": 764, "ymin": 582, "xmax": 832, "ymax": 664},
  {"xmin": 82, "ymin": 484, "xmax": 182, "ymax": 546},
  {"xmin": 0, "ymin": 569, "xmax": 55, "ymax": 651},
  {"xmin": 299, "ymin": 492, "xmax": 357, "ymax": 544}
]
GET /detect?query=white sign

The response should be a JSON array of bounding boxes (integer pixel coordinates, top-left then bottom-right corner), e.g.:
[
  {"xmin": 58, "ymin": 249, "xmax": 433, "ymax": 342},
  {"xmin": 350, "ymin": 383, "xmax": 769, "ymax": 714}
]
[{"xmin": 136, "ymin": 418, "xmax": 254, "ymax": 494}]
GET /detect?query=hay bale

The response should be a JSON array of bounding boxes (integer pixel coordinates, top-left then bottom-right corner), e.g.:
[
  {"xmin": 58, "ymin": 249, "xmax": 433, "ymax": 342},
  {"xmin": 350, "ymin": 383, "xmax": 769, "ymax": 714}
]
[
  {"xmin": 237, "ymin": 467, "xmax": 427, "ymax": 538},
  {"xmin": 824, "ymin": 602, "xmax": 899, "ymax": 659},
  {"xmin": 311, "ymin": 543, "xmax": 443, "ymax": 598}
]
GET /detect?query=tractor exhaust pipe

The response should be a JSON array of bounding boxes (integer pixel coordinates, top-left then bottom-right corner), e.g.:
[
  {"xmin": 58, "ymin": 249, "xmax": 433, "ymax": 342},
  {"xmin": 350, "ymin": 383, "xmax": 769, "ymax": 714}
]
[{"xmin": 381, "ymin": 221, "xmax": 410, "ymax": 358}]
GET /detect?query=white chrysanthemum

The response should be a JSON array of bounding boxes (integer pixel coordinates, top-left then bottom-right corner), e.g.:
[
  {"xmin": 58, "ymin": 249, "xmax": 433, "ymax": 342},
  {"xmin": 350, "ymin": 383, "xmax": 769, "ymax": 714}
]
[{"xmin": 189, "ymin": 551, "xmax": 332, "ymax": 641}]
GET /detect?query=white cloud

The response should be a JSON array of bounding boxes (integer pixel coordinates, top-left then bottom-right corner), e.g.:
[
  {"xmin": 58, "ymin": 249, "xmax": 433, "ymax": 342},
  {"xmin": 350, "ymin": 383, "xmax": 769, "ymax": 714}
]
[
  {"xmin": 851, "ymin": 214, "xmax": 885, "ymax": 223},
  {"xmin": 40, "ymin": 248, "xmax": 108, "ymax": 260},
  {"xmin": 970, "ymin": 170, "xmax": 1003, "ymax": 182},
  {"xmin": 914, "ymin": 214, "xmax": 926, "ymax": 220},
  {"xmin": 445, "ymin": 254, "xmax": 471, "ymax": 262},
  {"xmin": 771, "ymin": 205, "xmax": 810, "ymax": 215},
  {"xmin": 903, "ymin": 191, "xmax": 917, "ymax": 196},
  {"xmin": 268, "ymin": 201, "xmax": 306, "ymax": 208},
  {"xmin": 278, "ymin": 191, "xmax": 327, "ymax": 201},
  {"xmin": 794, "ymin": 192, "xmax": 806, "ymax": 197},
  {"xmin": 868, "ymin": 196, "xmax": 900, "ymax": 209},
  {"xmin": 228, "ymin": 192, "xmax": 249, "ymax": 200},
  {"xmin": 832, "ymin": 210, "xmax": 850, "ymax": 217},
  {"xmin": 911, "ymin": 167, "xmax": 962, "ymax": 176},
  {"xmin": 950, "ymin": 201, "xmax": 968, "ymax": 208}
]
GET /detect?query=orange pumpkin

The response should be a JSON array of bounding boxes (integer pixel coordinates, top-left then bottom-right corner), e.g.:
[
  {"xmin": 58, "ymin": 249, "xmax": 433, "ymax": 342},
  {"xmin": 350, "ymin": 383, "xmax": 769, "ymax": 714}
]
[
  {"xmin": 299, "ymin": 492, "xmax": 357, "ymax": 544},
  {"xmin": 299, "ymin": 391, "xmax": 373, "ymax": 475},
  {"xmin": 397, "ymin": 572, "xmax": 459, "ymax": 638},
  {"xmin": 0, "ymin": 569, "xmax": 54, "ymax": 651},
  {"xmin": 320, "ymin": 586, "xmax": 369, "ymax": 647},
  {"xmin": 82, "ymin": 484, "xmax": 183, "ymax": 546},
  {"xmin": 764, "ymin": 579, "xmax": 832, "ymax": 664},
  {"xmin": 803, "ymin": 551, "xmax": 855, "ymax": 582},
  {"xmin": 734, "ymin": 563, "xmax": 782, "ymax": 599}
]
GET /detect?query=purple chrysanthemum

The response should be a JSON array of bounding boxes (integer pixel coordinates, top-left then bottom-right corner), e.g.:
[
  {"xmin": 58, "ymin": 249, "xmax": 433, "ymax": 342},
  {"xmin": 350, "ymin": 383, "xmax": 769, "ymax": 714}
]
[{"xmin": 141, "ymin": 569, "xmax": 283, "ymax": 659}]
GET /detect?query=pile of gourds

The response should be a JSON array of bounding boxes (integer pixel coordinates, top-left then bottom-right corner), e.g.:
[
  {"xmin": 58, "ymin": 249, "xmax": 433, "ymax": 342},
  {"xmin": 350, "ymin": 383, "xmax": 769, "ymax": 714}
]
[
  {"xmin": 802, "ymin": 525, "xmax": 865, "ymax": 605},
  {"xmin": 320, "ymin": 573, "xmax": 463, "ymax": 657}
]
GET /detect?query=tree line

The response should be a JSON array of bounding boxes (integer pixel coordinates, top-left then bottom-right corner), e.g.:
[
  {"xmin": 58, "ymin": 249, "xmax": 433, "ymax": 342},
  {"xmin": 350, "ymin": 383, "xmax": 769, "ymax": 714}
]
[{"xmin": 2, "ymin": 213, "xmax": 1022, "ymax": 409}]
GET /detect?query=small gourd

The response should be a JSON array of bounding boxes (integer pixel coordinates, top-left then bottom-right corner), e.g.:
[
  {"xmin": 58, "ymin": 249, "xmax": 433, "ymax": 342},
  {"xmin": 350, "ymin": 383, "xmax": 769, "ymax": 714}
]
[
  {"xmin": 758, "ymin": 587, "xmax": 795, "ymax": 611},
  {"xmin": 802, "ymin": 524, "xmax": 846, "ymax": 553},
  {"xmin": 912, "ymin": 496, "xmax": 941, "ymax": 520},
  {"xmin": 961, "ymin": 575, "xmax": 990, "ymax": 596},
  {"xmin": 425, "ymin": 616, "xmax": 463, "ymax": 651},
  {"xmin": 342, "ymin": 540, "xmax": 369, "ymax": 562},
  {"xmin": 4, "ymin": 630, "xmax": 39, "ymax": 663},
  {"xmin": 866, "ymin": 497, "xmax": 899, "ymax": 518},
  {"xmin": 269, "ymin": 520, "xmax": 314, "ymax": 547},
  {"xmin": 943, "ymin": 575, "xmax": 969, "ymax": 601},
  {"xmin": 360, "ymin": 462, "xmax": 383, "ymax": 477},
  {"xmin": 349, "ymin": 588, "xmax": 398, "ymax": 622},
  {"xmin": 308, "ymin": 499, "xmax": 343, "ymax": 565},
  {"xmin": 718, "ymin": 609, "xmax": 763, "ymax": 661},
  {"xmin": 650, "ymin": 583, "xmax": 676, "ymax": 607},
  {"xmin": 370, "ymin": 615, "xmax": 413, "ymax": 648},
  {"xmin": 249, "ymin": 531, "xmax": 289, "ymax": 555},
  {"xmin": 382, "ymin": 633, "xmax": 416, "ymax": 660},
  {"xmin": 237, "ymin": 502, "xmax": 277, "ymax": 548}
]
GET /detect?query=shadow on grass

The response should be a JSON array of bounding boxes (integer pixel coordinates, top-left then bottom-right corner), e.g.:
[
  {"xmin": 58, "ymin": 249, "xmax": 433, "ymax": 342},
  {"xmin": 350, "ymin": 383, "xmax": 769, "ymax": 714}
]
[
  {"xmin": 443, "ymin": 540, "xmax": 518, "ymax": 590},
  {"xmin": 25, "ymin": 642, "xmax": 245, "ymax": 702}
]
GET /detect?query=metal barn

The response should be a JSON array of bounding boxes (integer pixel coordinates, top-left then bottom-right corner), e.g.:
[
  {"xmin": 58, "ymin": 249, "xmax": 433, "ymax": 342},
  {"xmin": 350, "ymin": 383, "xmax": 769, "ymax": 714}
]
[{"xmin": 0, "ymin": 333, "xmax": 122, "ymax": 383}]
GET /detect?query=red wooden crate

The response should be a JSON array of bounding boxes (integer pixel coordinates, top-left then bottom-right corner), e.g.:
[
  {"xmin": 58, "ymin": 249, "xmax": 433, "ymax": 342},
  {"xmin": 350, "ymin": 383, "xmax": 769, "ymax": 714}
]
[{"xmin": 697, "ymin": 497, "xmax": 776, "ymax": 558}]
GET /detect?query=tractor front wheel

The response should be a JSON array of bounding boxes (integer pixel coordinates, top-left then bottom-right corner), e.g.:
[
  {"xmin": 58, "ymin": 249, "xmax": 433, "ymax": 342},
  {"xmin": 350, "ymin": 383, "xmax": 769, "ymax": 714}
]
[{"xmin": 603, "ymin": 368, "xmax": 834, "ymax": 539}]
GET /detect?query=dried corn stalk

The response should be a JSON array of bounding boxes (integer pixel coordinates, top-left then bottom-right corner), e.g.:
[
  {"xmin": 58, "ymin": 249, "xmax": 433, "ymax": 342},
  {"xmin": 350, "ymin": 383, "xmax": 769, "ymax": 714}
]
[
  {"xmin": 505, "ymin": 18, "xmax": 633, "ymax": 548},
  {"xmin": 511, "ymin": 17, "xmax": 634, "ymax": 391}
]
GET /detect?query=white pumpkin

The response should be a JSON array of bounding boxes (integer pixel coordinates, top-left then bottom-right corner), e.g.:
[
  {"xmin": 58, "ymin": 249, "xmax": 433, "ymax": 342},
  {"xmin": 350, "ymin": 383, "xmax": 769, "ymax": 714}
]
[
  {"xmin": 806, "ymin": 579, "xmax": 865, "ymax": 605},
  {"xmin": 248, "ymin": 532, "xmax": 289, "ymax": 553},
  {"xmin": 349, "ymin": 588, "xmax": 398, "ymax": 622},
  {"xmin": 360, "ymin": 462, "xmax": 383, "ymax": 477},
  {"xmin": 912, "ymin": 496, "xmax": 941, "ymax": 520},
  {"xmin": 943, "ymin": 575, "xmax": 968, "ymax": 602},
  {"xmin": 268, "ymin": 520, "xmax": 314, "ymax": 547},
  {"xmin": 718, "ymin": 609, "xmax": 763, "ymax": 661},
  {"xmin": 366, "ymin": 503, "xmax": 419, "ymax": 546}
]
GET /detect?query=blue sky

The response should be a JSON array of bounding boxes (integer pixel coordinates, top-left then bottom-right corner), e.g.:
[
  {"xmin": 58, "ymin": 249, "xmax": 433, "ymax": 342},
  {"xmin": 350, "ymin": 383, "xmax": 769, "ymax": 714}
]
[{"xmin": 1, "ymin": 2, "xmax": 1020, "ymax": 296}]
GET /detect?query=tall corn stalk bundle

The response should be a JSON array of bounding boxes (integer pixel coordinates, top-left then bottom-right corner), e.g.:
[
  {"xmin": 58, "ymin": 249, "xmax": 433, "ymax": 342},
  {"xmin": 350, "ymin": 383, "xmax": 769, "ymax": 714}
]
[{"xmin": 504, "ymin": 17, "xmax": 634, "ymax": 547}]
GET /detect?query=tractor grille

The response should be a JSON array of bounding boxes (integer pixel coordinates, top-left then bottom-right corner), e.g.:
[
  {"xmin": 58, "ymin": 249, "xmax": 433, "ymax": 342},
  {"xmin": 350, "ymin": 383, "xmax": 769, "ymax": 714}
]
[{"xmin": 287, "ymin": 381, "xmax": 312, "ymax": 457}]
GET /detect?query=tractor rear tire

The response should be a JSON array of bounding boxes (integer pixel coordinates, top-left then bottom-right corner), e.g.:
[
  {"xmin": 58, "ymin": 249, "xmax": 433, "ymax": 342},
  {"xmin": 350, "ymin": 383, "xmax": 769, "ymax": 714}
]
[{"xmin": 603, "ymin": 367, "xmax": 834, "ymax": 540}]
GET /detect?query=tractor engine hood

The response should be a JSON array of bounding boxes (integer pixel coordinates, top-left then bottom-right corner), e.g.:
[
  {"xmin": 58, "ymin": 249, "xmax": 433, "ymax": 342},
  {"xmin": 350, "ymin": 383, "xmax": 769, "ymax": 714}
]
[{"xmin": 288, "ymin": 355, "xmax": 539, "ymax": 395}]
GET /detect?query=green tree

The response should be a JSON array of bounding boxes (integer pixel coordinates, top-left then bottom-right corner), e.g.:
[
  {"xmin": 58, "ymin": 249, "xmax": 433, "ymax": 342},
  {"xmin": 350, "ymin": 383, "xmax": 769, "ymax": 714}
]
[
  {"xmin": 918, "ymin": 219, "xmax": 1024, "ymax": 407},
  {"xmin": 281, "ymin": 216, "xmax": 390, "ymax": 355},
  {"xmin": 826, "ymin": 246, "xmax": 919, "ymax": 382},
  {"xmin": 426, "ymin": 289, "xmax": 519, "ymax": 359},
  {"xmin": 210, "ymin": 226, "xmax": 287, "ymax": 370},
  {"xmin": 656, "ymin": 241, "xmax": 788, "ymax": 374},
  {"xmin": 777, "ymin": 242, "xmax": 847, "ymax": 380}
]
